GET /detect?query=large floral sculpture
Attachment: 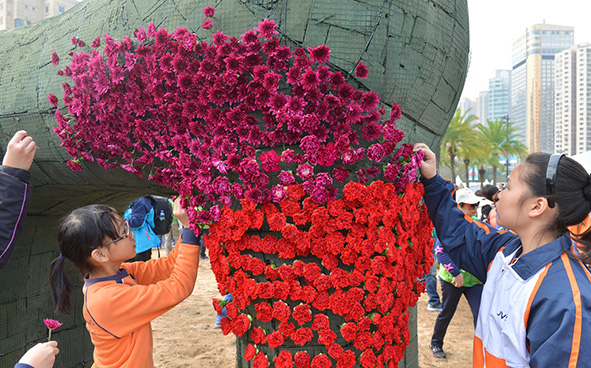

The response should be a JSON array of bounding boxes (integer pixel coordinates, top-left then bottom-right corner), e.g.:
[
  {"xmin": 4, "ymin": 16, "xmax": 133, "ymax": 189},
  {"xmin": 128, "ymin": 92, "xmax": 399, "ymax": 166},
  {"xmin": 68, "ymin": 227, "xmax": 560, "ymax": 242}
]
[{"xmin": 50, "ymin": 8, "xmax": 433, "ymax": 368}]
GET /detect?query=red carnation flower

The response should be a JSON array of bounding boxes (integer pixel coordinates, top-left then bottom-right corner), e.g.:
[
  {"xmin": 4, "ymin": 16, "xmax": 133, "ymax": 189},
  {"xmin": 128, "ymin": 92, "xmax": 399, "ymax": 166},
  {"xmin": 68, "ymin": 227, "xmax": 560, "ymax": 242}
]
[
  {"xmin": 225, "ymin": 302, "xmax": 238, "ymax": 319},
  {"xmin": 272, "ymin": 301, "xmax": 291, "ymax": 322},
  {"xmin": 257, "ymin": 282, "xmax": 275, "ymax": 299},
  {"xmin": 328, "ymin": 343, "xmax": 343, "ymax": 359},
  {"xmin": 268, "ymin": 212, "xmax": 287, "ymax": 231},
  {"xmin": 278, "ymin": 321, "xmax": 296, "ymax": 338},
  {"xmin": 244, "ymin": 343, "xmax": 257, "ymax": 361},
  {"xmin": 340, "ymin": 322, "xmax": 358, "ymax": 342},
  {"xmin": 264, "ymin": 265, "xmax": 280, "ymax": 281},
  {"xmin": 254, "ymin": 302, "xmax": 273, "ymax": 322},
  {"xmin": 273, "ymin": 351, "xmax": 294, "ymax": 368},
  {"xmin": 294, "ymin": 351, "xmax": 311, "ymax": 368},
  {"xmin": 220, "ymin": 317, "xmax": 231, "ymax": 335},
  {"xmin": 266, "ymin": 330, "xmax": 285, "ymax": 349},
  {"xmin": 360, "ymin": 349, "xmax": 377, "ymax": 368},
  {"xmin": 312, "ymin": 314, "xmax": 330, "ymax": 331},
  {"xmin": 251, "ymin": 327, "xmax": 267, "ymax": 344},
  {"xmin": 336, "ymin": 350, "xmax": 356, "ymax": 368},
  {"xmin": 355, "ymin": 61, "xmax": 369, "ymax": 79},
  {"xmin": 292, "ymin": 327, "xmax": 313, "ymax": 346},
  {"xmin": 292, "ymin": 304, "xmax": 312, "ymax": 325},
  {"xmin": 311, "ymin": 354, "xmax": 331, "ymax": 368},
  {"xmin": 253, "ymin": 352, "xmax": 269, "ymax": 368},
  {"xmin": 231, "ymin": 314, "xmax": 251, "ymax": 337}
]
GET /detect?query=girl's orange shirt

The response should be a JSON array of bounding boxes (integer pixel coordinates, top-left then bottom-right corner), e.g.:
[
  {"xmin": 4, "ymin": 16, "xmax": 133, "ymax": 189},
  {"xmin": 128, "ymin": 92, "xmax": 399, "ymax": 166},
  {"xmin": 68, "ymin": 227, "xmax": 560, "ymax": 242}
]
[{"xmin": 82, "ymin": 238, "xmax": 200, "ymax": 368}]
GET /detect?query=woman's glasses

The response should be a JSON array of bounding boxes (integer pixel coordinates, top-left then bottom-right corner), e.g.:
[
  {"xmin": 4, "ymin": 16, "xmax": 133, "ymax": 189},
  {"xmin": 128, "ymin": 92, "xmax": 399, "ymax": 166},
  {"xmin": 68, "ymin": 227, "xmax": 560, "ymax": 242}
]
[
  {"xmin": 467, "ymin": 203, "xmax": 478, "ymax": 209},
  {"xmin": 101, "ymin": 221, "xmax": 130, "ymax": 247}
]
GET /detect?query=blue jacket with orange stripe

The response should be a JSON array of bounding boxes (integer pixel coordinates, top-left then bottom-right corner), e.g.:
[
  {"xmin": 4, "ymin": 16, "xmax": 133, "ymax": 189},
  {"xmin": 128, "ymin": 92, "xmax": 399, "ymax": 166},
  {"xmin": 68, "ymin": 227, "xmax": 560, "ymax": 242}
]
[{"xmin": 422, "ymin": 174, "xmax": 591, "ymax": 367}]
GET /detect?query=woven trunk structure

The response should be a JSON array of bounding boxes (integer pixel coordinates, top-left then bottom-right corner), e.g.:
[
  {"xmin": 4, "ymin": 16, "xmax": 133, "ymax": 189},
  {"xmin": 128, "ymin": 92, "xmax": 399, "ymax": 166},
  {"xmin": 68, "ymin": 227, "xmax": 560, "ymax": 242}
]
[{"xmin": 0, "ymin": 0, "xmax": 469, "ymax": 366}]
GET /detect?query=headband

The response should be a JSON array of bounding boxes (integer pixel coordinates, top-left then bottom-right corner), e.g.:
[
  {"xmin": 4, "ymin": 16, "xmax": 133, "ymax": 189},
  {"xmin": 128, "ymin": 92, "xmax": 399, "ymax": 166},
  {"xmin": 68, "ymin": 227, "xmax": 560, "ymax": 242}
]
[{"xmin": 545, "ymin": 154, "xmax": 564, "ymax": 208}]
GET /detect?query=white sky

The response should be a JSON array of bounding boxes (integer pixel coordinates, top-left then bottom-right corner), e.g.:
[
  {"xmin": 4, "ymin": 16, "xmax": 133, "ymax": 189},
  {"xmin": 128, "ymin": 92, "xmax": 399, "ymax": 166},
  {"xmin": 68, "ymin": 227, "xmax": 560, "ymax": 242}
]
[{"xmin": 461, "ymin": 0, "xmax": 591, "ymax": 100}]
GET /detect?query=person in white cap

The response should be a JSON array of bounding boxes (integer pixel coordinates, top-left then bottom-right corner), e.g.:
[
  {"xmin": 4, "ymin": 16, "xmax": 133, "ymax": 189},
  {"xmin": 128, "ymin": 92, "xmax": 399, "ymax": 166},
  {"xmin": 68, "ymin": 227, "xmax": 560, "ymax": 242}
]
[{"xmin": 429, "ymin": 187, "xmax": 484, "ymax": 359}]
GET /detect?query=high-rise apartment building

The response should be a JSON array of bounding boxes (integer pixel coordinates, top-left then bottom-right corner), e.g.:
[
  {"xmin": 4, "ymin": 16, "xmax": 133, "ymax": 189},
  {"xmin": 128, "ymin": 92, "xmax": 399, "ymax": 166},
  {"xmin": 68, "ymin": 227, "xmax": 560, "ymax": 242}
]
[
  {"xmin": 488, "ymin": 70, "xmax": 511, "ymax": 122},
  {"xmin": 0, "ymin": 0, "xmax": 80, "ymax": 31},
  {"xmin": 475, "ymin": 90, "xmax": 489, "ymax": 124},
  {"xmin": 458, "ymin": 97, "xmax": 475, "ymax": 117},
  {"xmin": 511, "ymin": 24, "xmax": 574, "ymax": 153},
  {"xmin": 555, "ymin": 43, "xmax": 591, "ymax": 155}
]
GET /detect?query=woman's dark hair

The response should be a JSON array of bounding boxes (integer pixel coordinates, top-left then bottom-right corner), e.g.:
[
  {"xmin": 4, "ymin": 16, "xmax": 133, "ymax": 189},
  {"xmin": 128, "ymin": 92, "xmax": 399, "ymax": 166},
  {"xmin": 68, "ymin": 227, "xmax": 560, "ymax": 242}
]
[
  {"xmin": 482, "ymin": 184, "xmax": 499, "ymax": 202},
  {"xmin": 520, "ymin": 153, "xmax": 591, "ymax": 262},
  {"xmin": 49, "ymin": 205, "xmax": 121, "ymax": 314}
]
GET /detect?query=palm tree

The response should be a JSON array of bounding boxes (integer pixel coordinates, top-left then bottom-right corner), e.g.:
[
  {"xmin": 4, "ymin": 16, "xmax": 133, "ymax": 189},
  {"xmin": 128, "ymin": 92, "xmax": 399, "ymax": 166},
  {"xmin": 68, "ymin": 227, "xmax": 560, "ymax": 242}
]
[
  {"xmin": 440, "ymin": 108, "xmax": 478, "ymax": 183},
  {"xmin": 475, "ymin": 119, "xmax": 527, "ymax": 184}
]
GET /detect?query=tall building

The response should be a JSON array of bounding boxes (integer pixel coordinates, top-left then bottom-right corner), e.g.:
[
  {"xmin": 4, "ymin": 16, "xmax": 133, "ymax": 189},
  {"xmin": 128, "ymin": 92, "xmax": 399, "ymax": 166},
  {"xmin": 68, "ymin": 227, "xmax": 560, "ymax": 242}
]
[
  {"xmin": 458, "ymin": 97, "xmax": 475, "ymax": 117},
  {"xmin": 555, "ymin": 43, "xmax": 591, "ymax": 155},
  {"xmin": 475, "ymin": 90, "xmax": 489, "ymax": 124},
  {"xmin": 510, "ymin": 24, "xmax": 574, "ymax": 153},
  {"xmin": 488, "ymin": 70, "xmax": 511, "ymax": 122},
  {"xmin": 0, "ymin": 0, "xmax": 80, "ymax": 31}
]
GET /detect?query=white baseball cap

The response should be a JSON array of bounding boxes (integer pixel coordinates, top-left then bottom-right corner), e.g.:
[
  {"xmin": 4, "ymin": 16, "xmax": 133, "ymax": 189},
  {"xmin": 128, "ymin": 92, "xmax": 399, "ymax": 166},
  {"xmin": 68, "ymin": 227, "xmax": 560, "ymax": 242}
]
[{"xmin": 456, "ymin": 188, "xmax": 480, "ymax": 205}]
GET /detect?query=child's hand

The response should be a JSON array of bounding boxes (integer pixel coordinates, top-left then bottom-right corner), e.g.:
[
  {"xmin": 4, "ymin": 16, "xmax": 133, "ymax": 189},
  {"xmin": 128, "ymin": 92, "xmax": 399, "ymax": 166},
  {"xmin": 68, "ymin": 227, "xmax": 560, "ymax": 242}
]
[
  {"xmin": 3, "ymin": 130, "xmax": 36, "ymax": 171},
  {"xmin": 18, "ymin": 341, "xmax": 59, "ymax": 368},
  {"xmin": 413, "ymin": 143, "xmax": 437, "ymax": 180},
  {"xmin": 173, "ymin": 196, "xmax": 190, "ymax": 228}
]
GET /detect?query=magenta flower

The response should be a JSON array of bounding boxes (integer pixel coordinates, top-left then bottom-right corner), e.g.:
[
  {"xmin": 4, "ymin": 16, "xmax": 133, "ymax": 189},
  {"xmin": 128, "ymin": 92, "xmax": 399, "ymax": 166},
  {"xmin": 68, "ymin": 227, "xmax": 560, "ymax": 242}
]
[
  {"xmin": 91, "ymin": 37, "xmax": 101, "ymax": 48},
  {"xmin": 48, "ymin": 94, "xmax": 58, "ymax": 107},
  {"xmin": 308, "ymin": 45, "xmax": 330, "ymax": 64},
  {"xmin": 203, "ymin": 6, "xmax": 215, "ymax": 17},
  {"xmin": 254, "ymin": 18, "xmax": 278, "ymax": 38},
  {"xmin": 51, "ymin": 52, "xmax": 59, "ymax": 66},
  {"xmin": 201, "ymin": 19, "xmax": 213, "ymax": 30},
  {"xmin": 43, "ymin": 318, "xmax": 63, "ymax": 341},
  {"xmin": 355, "ymin": 61, "xmax": 369, "ymax": 79}
]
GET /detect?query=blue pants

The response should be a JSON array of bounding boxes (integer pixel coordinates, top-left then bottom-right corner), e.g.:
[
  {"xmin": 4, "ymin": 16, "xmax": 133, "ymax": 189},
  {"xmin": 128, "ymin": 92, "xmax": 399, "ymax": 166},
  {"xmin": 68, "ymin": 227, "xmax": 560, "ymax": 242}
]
[
  {"xmin": 424, "ymin": 262, "xmax": 441, "ymax": 306},
  {"xmin": 431, "ymin": 280, "xmax": 483, "ymax": 348}
]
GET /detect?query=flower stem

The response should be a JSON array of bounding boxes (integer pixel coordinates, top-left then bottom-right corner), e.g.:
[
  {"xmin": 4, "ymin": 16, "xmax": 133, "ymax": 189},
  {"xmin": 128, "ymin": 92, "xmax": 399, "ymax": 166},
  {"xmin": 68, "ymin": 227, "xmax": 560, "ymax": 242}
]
[{"xmin": 48, "ymin": 329, "xmax": 52, "ymax": 342}]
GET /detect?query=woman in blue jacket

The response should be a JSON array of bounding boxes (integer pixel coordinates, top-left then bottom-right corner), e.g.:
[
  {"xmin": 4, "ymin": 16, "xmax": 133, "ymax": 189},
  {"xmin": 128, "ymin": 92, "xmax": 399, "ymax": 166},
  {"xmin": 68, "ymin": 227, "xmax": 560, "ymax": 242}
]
[{"xmin": 414, "ymin": 143, "xmax": 591, "ymax": 367}]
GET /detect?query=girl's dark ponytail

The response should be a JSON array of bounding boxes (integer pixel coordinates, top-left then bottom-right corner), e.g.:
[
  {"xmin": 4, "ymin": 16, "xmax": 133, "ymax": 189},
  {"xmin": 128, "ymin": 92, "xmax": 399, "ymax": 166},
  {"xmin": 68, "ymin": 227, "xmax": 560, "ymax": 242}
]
[
  {"xmin": 49, "ymin": 255, "xmax": 73, "ymax": 314},
  {"xmin": 50, "ymin": 204, "xmax": 121, "ymax": 314}
]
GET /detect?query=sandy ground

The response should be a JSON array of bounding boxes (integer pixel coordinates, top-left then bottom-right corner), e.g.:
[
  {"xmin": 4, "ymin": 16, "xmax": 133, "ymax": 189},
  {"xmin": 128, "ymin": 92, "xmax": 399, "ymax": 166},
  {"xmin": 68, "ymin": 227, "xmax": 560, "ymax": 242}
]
[{"xmin": 151, "ymin": 252, "xmax": 473, "ymax": 367}]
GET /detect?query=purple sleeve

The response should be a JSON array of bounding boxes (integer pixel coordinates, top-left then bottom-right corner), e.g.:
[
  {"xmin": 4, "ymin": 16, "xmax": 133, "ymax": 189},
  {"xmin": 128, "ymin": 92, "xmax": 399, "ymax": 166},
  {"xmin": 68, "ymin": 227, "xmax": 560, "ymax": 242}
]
[{"xmin": 434, "ymin": 238, "xmax": 461, "ymax": 277}]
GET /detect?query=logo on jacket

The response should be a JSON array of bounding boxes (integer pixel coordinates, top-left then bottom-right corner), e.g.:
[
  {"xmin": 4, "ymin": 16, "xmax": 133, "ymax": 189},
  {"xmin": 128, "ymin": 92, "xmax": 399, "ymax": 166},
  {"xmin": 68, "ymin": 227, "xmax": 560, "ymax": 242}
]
[{"xmin": 497, "ymin": 311, "xmax": 508, "ymax": 321}]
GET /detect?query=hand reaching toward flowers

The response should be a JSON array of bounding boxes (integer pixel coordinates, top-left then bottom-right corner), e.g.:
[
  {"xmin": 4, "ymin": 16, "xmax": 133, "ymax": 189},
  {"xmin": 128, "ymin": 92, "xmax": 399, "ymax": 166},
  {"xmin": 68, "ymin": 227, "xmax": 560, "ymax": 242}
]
[
  {"xmin": 3, "ymin": 130, "xmax": 36, "ymax": 171},
  {"xmin": 172, "ymin": 196, "xmax": 189, "ymax": 228},
  {"xmin": 413, "ymin": 143, "xmax": 436, "ymax": 180}
]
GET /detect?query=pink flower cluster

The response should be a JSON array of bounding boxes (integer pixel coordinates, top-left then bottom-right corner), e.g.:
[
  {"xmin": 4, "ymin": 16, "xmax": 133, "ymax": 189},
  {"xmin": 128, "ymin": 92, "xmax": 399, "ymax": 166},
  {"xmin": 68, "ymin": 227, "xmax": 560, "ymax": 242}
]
[{"xmin": 50, "ymin": 14, "xmax": 422, "ymax": 224}]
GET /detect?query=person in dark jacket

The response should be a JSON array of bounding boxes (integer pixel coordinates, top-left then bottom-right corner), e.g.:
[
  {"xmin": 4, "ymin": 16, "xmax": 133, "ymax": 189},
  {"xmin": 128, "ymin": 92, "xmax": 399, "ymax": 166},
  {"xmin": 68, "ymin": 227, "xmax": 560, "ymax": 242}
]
[
  {"xmin": 0, "ymin": 131, "xmax": 60, "ymax": 368},
  {"xmin": 0, "ymin": 131, "xmax": 36, "ymax": 270}
]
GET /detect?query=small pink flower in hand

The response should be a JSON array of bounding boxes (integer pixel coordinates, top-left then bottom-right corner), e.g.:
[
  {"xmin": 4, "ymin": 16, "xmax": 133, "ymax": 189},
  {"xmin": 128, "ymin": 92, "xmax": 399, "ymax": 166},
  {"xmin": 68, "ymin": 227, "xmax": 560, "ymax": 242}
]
[{"xmin": 43, "ymin": 318, "xmax": 63, "ymax": 341}]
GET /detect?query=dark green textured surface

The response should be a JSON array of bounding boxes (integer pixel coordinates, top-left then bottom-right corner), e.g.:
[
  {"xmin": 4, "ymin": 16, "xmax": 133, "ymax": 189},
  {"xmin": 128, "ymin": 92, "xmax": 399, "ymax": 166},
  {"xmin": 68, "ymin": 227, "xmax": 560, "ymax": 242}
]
[{"xmin": 0, "ymin": 0, "xmax": 468, "ymax": 366}]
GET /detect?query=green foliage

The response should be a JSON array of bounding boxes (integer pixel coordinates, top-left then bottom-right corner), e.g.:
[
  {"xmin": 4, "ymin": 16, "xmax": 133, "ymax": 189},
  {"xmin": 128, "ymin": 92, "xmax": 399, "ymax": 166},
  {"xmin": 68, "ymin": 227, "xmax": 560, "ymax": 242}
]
[{"xmin": 440, "ymin": 111, "xmax": 527, "ymax": 186}]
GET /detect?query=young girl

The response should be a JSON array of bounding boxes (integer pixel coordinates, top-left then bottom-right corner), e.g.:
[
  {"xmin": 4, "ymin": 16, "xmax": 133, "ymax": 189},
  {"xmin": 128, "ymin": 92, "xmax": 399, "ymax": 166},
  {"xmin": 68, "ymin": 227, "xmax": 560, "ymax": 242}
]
[
  {"xmin": 414, "ymin": 143, "xmax": 591, "ymax": 367},
  {"xmin": 49, "ymin": 198, "xmax": 201, "ymax": 368}
]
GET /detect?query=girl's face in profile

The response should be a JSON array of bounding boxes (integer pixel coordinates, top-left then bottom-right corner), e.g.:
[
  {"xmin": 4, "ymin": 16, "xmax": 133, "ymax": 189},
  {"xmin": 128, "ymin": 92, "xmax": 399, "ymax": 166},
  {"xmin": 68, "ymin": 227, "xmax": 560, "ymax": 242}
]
[
  {"xmin": 495, "ymin": 164, "xmax": 530, "ymax": 231},
  {"xmin": 101, "ymin": 216, "xmax": 136, "ymax": 262}
]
